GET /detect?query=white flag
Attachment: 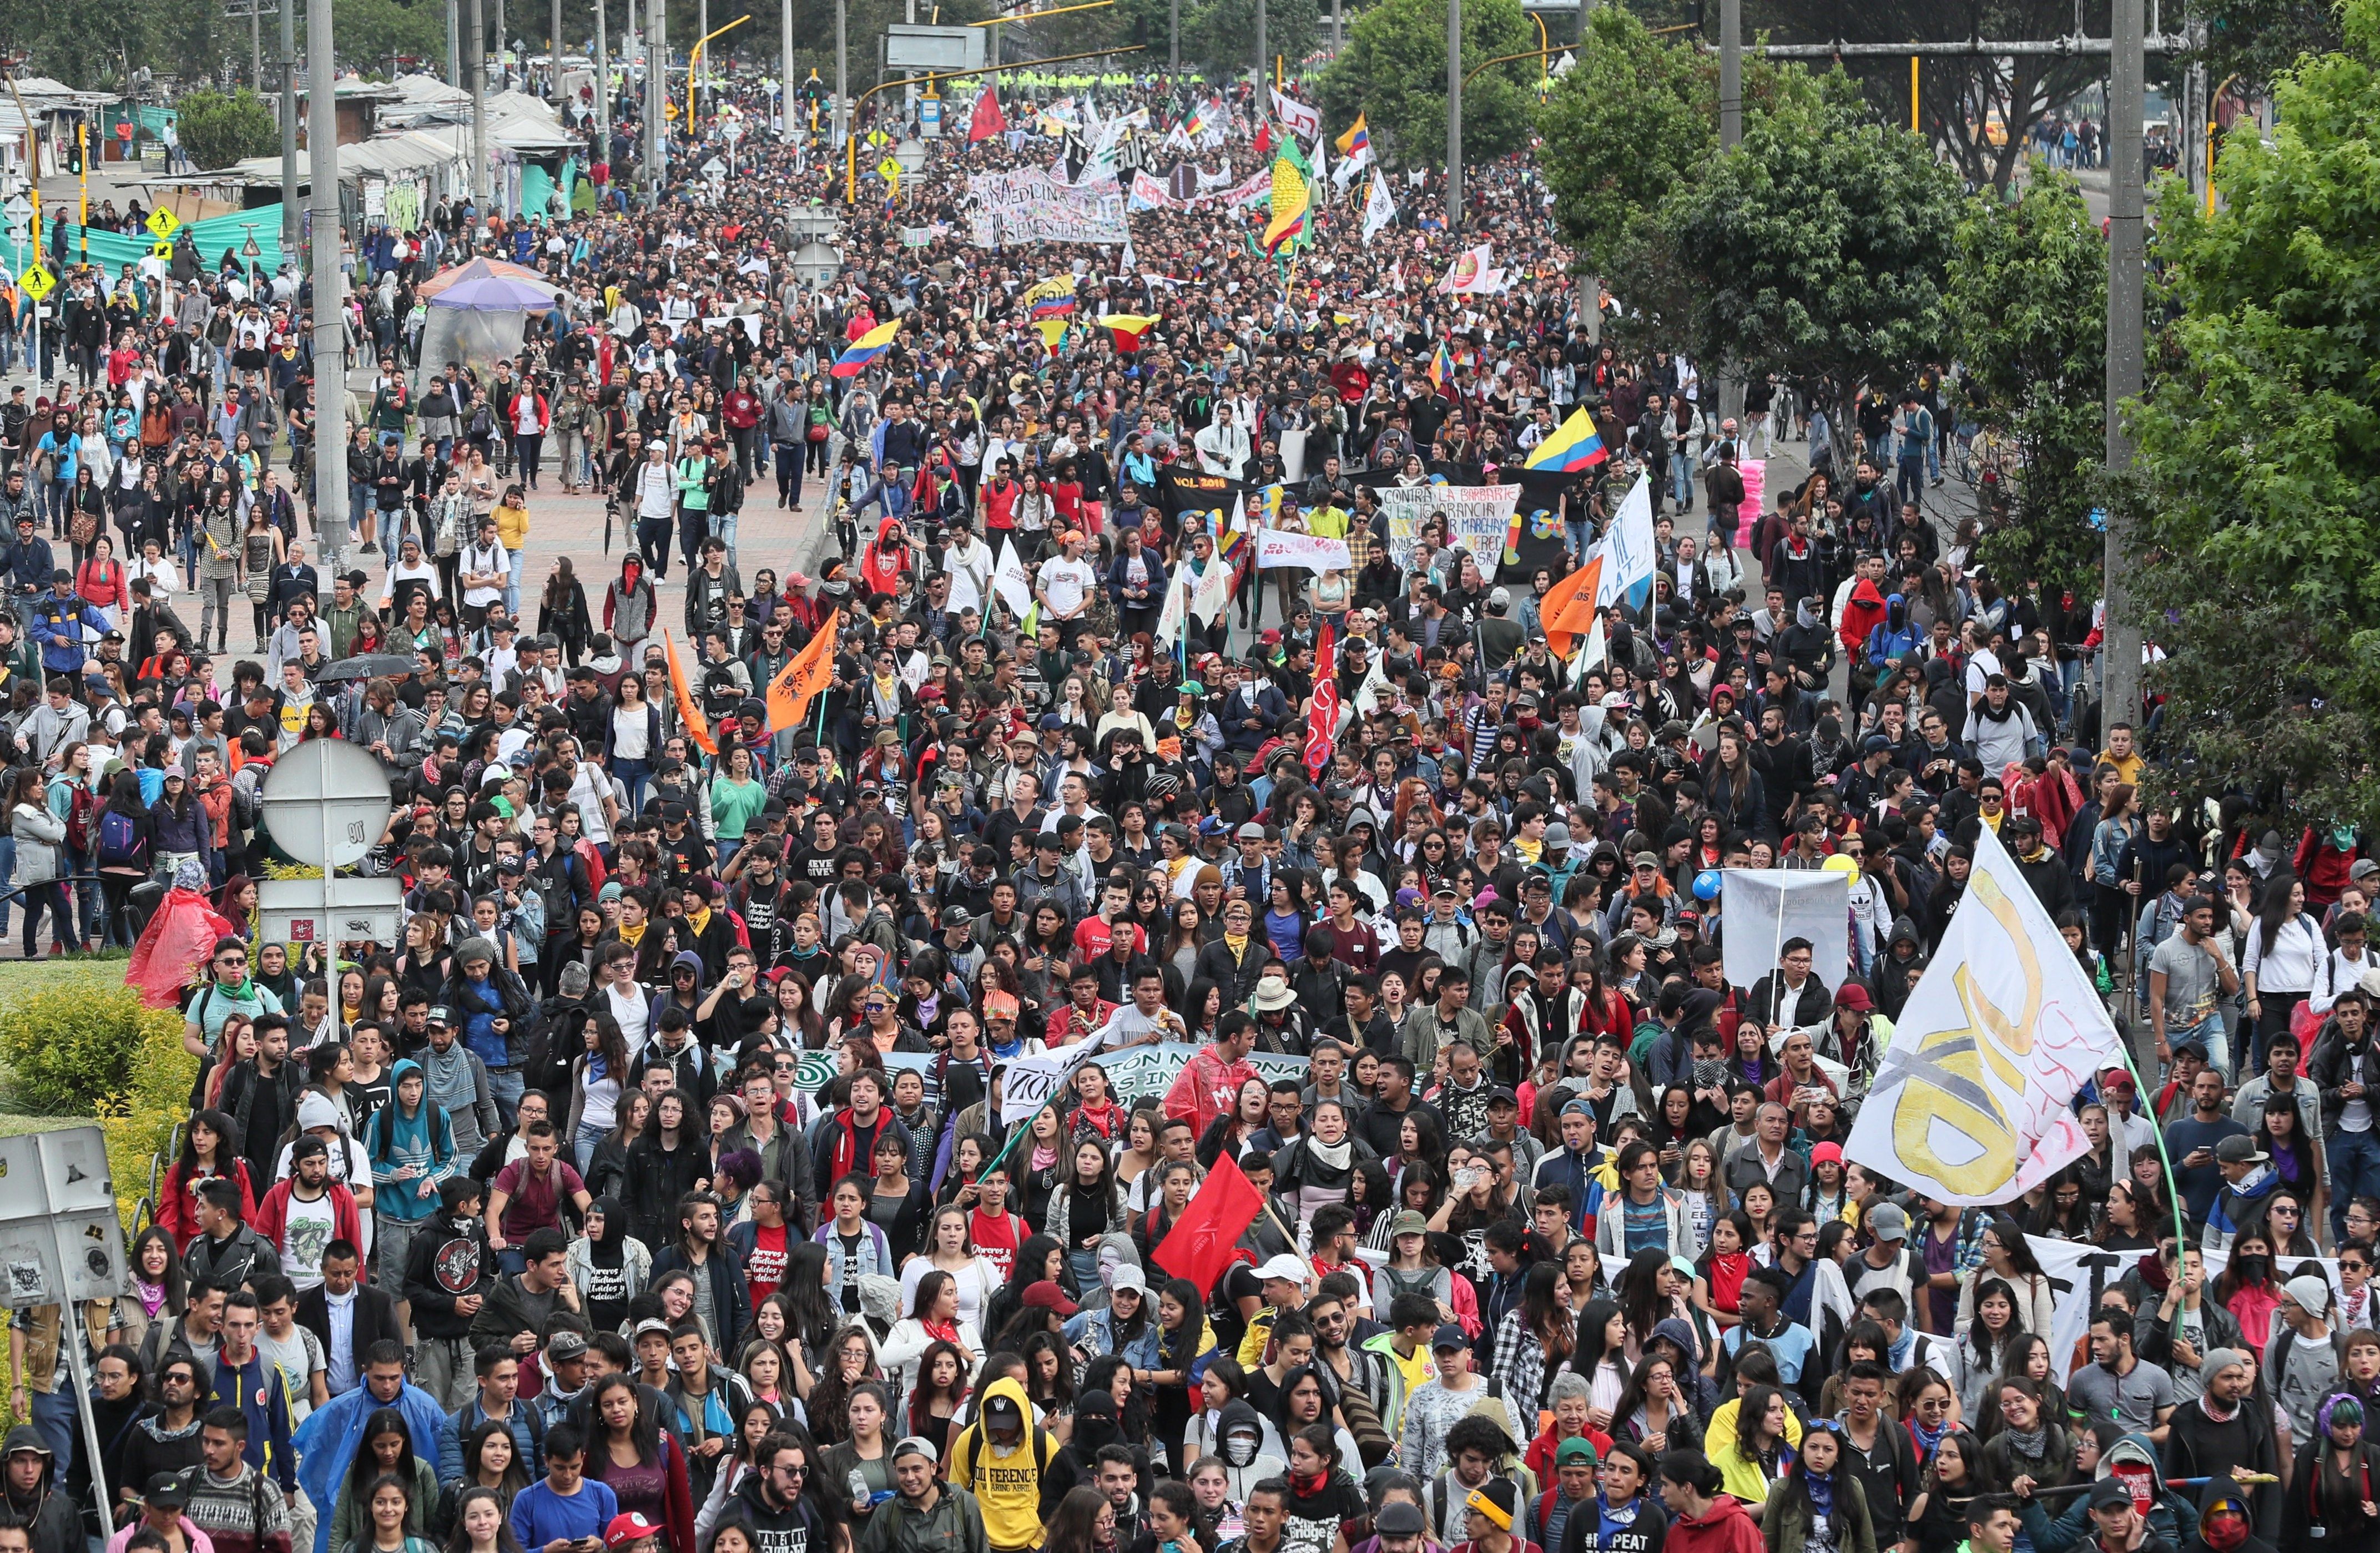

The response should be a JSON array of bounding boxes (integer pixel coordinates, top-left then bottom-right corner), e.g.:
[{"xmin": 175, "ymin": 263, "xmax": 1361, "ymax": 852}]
[
  {"xmin": 1718, "ymin": 870, "xmax": 1851, "ymax": 994},
  {"xmin": 1334, "ymin": 142, "xmax": 1368, "ymax": 189},
  {"xmin": 1596, "ymin": 474, "xmax": 1657, "ymax": 610},
  {"xmin": 1362, "ymin": 168, "xmax": 1396, "ymax": 241},
  {"xmin": 1270, "ymin": 88, "xmax": 1320, "ymax": 139},
  {"xmin": 1310, "ymin": 133, "xmax": 1327, "ymax": 188},
  {"xmin": 1153, "ymin": 566, "xmax": 1189, "ymax": 646},
  {"xmin": 991, "ymin": 536, "xmax": 1035, "ymax": 622},
  {"xmin": 1438, "ymin": 242, "xmax": 1497, "ymax": 295},
  {"xmin": 1845, "ymin": 823, "xmax": 2122, "ymax": 1205},
  {"xmin": 1190, "ymin": 539, "xmax": 1235, "ymax": 624}
]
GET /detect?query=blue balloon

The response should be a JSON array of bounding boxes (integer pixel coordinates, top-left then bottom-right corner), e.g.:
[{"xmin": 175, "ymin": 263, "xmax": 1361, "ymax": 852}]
[{"xmin": 1693, "ymin": 869, "xmax": 1723, "ymax": 902}]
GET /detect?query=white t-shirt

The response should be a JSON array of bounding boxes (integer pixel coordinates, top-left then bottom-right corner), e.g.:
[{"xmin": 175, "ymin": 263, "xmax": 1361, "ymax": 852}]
[
  {"xmin": 605, "ymin": 980, "xmax": 651, "ymax": 1050},
  {"xmin": 1038, "ymin": 556, "xmax": 1096, "ymax": 618},
  {"xmin": 463, "ymin": 542, "xmax": 508, "ymax": 607},
  {"xmin": 277, "ymin": 1190, "xmax": 339, "ymax": 1291}
]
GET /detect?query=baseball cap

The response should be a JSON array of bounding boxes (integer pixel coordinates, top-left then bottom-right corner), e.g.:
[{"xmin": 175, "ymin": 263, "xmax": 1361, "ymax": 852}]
[
  {"xmin": 1390, "ymin": 1210, "xmax": 1429, "ymax": 1238},
  {"xmin": 1555, "ymin": 1437, "xmax": 1598, "ymax": 1466},
  {"xmin": 1256, "ymin": 1253, "xmax": 1308, "ymax": 1285},
  {"xmin": 143, "ymin": 1473, "xmax": 188, "ymax": 1509},
  {"xmin": 2216, "ymin": 1135, "xmax": 2268, "ymax": 1166},
  {"xmin": 1430, "ymin": 1323, "xmax": 1469, "ymax": 1352},
  {"xmin": 605, "ymin": 1514, "xmax": 662, "ymax": 1549},
  {"xmin": 892, "ymin": 1436, "xmax": 938, "ymax": 1463},
  {"xmin": 1867, "ymin": 1203, "xmax": 1910, "ymax": 1241},
  {"xmin": 1022, "ymin": 1280, "xmax": 1081, "ymax": 1316},
  {"xmin": 546, "ymin": 1330, "xmax": 590, "ymax": 1361},
  {"xmin": 2087, "ymin": 1479, "xmax": 2136, "ymax": 1512},
  {"xmin": 632, "ymin": 1317, "xmax": 674, "ymax": 1340}
]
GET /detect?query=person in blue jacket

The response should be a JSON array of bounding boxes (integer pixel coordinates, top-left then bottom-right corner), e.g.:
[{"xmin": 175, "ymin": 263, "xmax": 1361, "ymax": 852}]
[
  {"xmin": 291, "ymin": 1339, "xmax": 449, "ymax": 1553},
  {"xmin": 27, "ymin": 569, "xmax": 109, "ymax": 675}
]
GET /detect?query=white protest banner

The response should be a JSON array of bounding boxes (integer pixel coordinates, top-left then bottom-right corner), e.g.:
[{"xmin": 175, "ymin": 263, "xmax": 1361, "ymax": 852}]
[
  {"xmin": 1847, "ymin": 823, "xmax": 2122, "ymax": 1204},
  {"xmin": 1129, "ymin": 170, "xmax": 1174, "ymax": 211},
  {"xmin": 2021, "ymin": 1237, "xmax": 2344, "ymax": 1385},
  {"xmin": 991, "ymin": 536, "xmax": 1036, "ymax": 621},
  {"xmin": 1153, "ymin": 565, "xmax": 1191, "ymax": 646},
  {"xmin": 1362, "ymin": 168, "xmax": 1396, "ymax": 240},
  {"xmin": 1597, "ymin": 473, "xmax": 1657, "ymax": 611},
  {"xmin": 964, "ymin": 167, "xmax": 1130, "ymax": 246},
  {"xmin": 1224, "ymin": 166, "xmax": 1273, "ymax": 208},
  {"xmin": 1720, "ymin": 870, "xmax": 1850, "ymax": 992},
  {"xmin": 1379, "ymin": 483, "xmax": 1521, "ymax": 571},
  {"xmin": 1001, "ymin": 1041, "xmax": 1107, "ymax": 1124},
  {"xmin": 1438, "ymin": 243, "xmax": 1499, "ymax": 295},
  {"xmin": 1255, "ymin": 528, "xmax": 1352, "ymax": 572},
  {"xmin": 1270, "ymin": 89, "xmax": 1322, "ymax": 139},
  {"xmin": 1191, "ymin": 551, "xmax": 1235, "ymax": 623}
]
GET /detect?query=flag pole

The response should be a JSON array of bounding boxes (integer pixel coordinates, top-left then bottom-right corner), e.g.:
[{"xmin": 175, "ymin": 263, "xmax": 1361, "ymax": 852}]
[{"xmin": 2102, "ymin": 1024, "xmax": 2195, "ymax": 1263}]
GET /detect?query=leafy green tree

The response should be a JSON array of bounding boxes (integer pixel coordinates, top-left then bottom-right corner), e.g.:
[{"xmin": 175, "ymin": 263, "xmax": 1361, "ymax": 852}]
[
  {"xmin": 175, "ymin": 88, "xmax": 280, "ymax": 171},
  {"xmin": 1185, "ymin": 0, "xmax": 1319, "ymax": 84},
  {"xmin": 1943, "ymin": 174, "xmax": 2106, "ymax": 593},
  {"xmin": 1317, "ymin": 0, "xmax": 1535, "ymax": 167},
  {"xmin": 2128, "ymin": 0, "xmax": 2380, "ymax": 827},
  {"xmin": 1657, "ymin": 73, "xmax": 1964, "ymax": 464},
  {"xmin": 1534, "ymin": 7, "xmax": 1712, "ymax": 279}
]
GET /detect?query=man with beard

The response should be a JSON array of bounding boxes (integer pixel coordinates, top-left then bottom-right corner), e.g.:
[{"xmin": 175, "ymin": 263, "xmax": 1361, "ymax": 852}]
[
  {"xmin": 402, "ymin": 1178, "xmax": 497, "ymax": 1409},
  {"xmin": 858, "ymin": 1437, "xmax": 986, "ymax": 1553}
]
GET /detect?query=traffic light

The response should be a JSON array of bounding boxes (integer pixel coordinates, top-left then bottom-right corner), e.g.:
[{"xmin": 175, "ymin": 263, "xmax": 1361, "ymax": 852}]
[{"xmin": 63, "ymin": 134, "xmax": 80, "ymax": 174}]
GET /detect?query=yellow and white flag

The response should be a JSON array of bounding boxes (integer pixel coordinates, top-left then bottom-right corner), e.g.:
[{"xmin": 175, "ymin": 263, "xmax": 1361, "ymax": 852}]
[{"xmin": 1844, "ymin": 822, "xmax": 2121, "ymax": 1204}]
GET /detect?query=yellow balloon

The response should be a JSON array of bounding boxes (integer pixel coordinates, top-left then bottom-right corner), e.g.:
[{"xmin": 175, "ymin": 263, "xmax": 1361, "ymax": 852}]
[{"xmin": 1823, "ymin": 851, "xmax": 1862, "ymax": 876}]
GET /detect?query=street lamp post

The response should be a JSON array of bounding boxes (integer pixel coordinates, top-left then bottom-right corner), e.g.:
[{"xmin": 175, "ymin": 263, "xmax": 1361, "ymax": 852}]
[
  {"xmin": 310, "ymin": 0, "xmax": 346, "ymax": 577},
  {"xmin": 1445, "ymin": 0, "xmax": 1461, "ymax": 236},
  {"xmin": 279, "ymin": 0, "xmax": 298, "ymax": 258}
]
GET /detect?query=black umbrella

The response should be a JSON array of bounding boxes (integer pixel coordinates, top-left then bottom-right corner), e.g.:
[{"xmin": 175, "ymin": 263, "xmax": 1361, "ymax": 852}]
[{"xmin": 315, "ymin": 653, "xmax": 420, "ymax": 684}]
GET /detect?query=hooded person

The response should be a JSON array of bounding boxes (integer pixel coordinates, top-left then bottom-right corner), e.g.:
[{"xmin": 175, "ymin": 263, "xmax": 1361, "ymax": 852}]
[
  {"xmin": 1838, "ymin": 576, "xmax": 1889, "ymax": 661},
  {"xmin": 364, "ymin": 1059, "xmax": 458, "ymax": 1272},
  {"xmin": 1652, "ymin": 1449, "xmax": 1764, "ymax": 1553},
  {"xmin": 1037, "ymin": 1389, "xmax": 1151, "ymax": 1518},
  {"xmin": 947, "ymin": 1373, "xmax": 1062, "ymax": 1553},
  {"xmin": 2203, "ymin": 1138, "xmax": 2281, "ymax": 1258},
  {"xmin": 399, "ymin": 1177, "xmax": 498, "ymax": 1410},
  {"xmin": 2020, "ymin": 1428, "xmax": 2203, "ymax": 1553},
  {"xmin": 565, "ymin": 1196, "xmax": 652, "ymax": 1335},
  {"xmin": 290, "ymin": 1344, "xmax": 447, "ymax": 1553},
  {"xmin": 1201, "ymin": 1399, "xmax": 1287, "ymax": 1502},
  {"xmin": 2, "ymin": 1425, "xmax": 82, "ymax": 1553},
  {"xmin": 2182, "ymin": 1479, "xmax": 2276, "ymax": 1553},
  {"xmin": 1863, "ymin": 594, "xmax": 1920, "ymax": 669},
  {"xmin": 861, "ymin": 517, "xmax": 911, "ymax": 600}
]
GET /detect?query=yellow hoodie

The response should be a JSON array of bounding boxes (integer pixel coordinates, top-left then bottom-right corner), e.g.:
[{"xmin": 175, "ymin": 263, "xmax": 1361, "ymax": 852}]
[{"xmin": 946, "ymin": 1374, "xmax": 1057, "ymax": 1551}]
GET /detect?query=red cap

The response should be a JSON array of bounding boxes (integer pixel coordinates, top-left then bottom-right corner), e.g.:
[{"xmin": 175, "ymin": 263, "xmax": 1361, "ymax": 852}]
[
  {"xmin": 1022, "ymin": 1280, "xmax": 1081, "ymax": 1317},
  {"xmin": 605, "ymin": 1515, "xmax": 662, "ymax": 1550},
  {"xmin": 1832, "ymin": 983, "xmax": 1873, "ymax": 1012}
]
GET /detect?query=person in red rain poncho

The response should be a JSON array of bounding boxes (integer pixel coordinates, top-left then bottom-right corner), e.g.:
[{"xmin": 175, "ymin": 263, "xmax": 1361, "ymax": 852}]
[
  {"xmin": 861, "ymin": 517, "xmax": 911, "ymax": 598},
  {"xmin": 125, "ymin": 858, "xmax": 237, "ymax": 1010},
  {"xmin": 1655, "ymin": 1451, "xmax": 1766, "ymax": 1553}
]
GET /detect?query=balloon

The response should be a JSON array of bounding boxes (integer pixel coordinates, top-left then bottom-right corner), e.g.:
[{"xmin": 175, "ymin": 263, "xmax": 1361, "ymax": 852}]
[
  {"xmin": 1823, "ymin": 852, "xmax": 1863, "ymax": 876},
  {"xmin": 1693, "ymin": 869, "xmax": 1723, "ymax": 901}
]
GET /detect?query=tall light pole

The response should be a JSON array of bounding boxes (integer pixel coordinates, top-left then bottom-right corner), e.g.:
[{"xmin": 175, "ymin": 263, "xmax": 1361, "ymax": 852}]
[
  {"xmin": 781, "ymin": 0, "xmax": 795, "ymax": 142},
  {"xmin": 647, "ymin": 0, "xmax": 667, "ymax": 199},
  {"xmin": 1718, "ymin": 0, "xmax": 1739, "ymax": 147},
  {"xmin": 446, "ymin": 0, "xmax": 461, "ymax": 85},
  {"xmin": 468, "ymin": 0, "xmax": 491, "ymax": 238},
  {"xmin": 2103, "ymin": 0, "xmax": 2145, "ymax": 727},
  {"xmin": 279, "ymin": 0, "xmax": 298, "ymax": 258},
  {"xmin": 309, "ymin": 0, "xmax": 346, "ymax": 580},
  {"xmin": 594, "ymin": 0, "xmax": 609, "ymax": 147},
  {"xmin": 1169, "ymin": 0, "xmax": 1178, "ymax": 70},
  {"xmin": 551, "ymin": 0, "xmax": 563, "ymax": 100},
  {"xmin": 1445, "ymin": 0, "xmax": 1461, "ymax": 236},
  {"xmin": 833, "ymin": 0, "xmax": 846, "ymax": 147},
  {"xmin": 1255, "ymin": 0, "xmax": 1267, "ymax": 95}
]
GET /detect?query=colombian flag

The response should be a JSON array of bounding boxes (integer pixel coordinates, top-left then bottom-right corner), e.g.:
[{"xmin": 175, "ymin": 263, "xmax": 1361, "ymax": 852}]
[
  {"xmin": 1025, "ymin": 274, "xmax": 1077, "ymax": 321},
  {"xmin": 831, "ymin": 320, "xmax": 901, "ymax": 378},
  {"xmin": 1525, "ymin": 405, "xmax": 1610, "ymax": 472},
  {"xmin": 1335, "ymin": 113, "xmax": 1370, "ymax": 159}
]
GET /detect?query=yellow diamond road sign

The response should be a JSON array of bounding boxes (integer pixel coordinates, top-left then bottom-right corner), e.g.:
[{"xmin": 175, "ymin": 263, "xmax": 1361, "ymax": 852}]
[
  {"xmin": 145, "ymin": 207, "xmax": 179, "ymax": 239},
  {"xmin": 18, "ymin": 264, "xmax": 53, "ymax": 301}
]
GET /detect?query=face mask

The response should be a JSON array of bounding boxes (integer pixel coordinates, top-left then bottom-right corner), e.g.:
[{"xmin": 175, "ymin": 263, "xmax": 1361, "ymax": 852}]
[
  {"xmin": 2202, "ymin": 1510, "xmax": 2250, "ymax": 1552},
  {"xmin": 1223, "ymin": 1429, "xmax": 1259, "ymax": 1469},
  {"xmin": 2234, "ymin": 1254, "xmax": 2269, "ymax": 1282}
]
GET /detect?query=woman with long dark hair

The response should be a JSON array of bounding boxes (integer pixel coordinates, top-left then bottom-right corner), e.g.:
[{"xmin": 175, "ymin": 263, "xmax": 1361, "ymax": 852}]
[
  {"xmin": 1489, "ymin": 1262, "xmax": 1575, "ymax": 1415},
  {"xmin": 1761, "ymin": 1420, "xmax": 1877, "ymax": 1553},
  {"xmin": 980, "ymin": 1233, "xmax": 1068, "ymax": 1344},
  {"xmin": 905, "ymin": 1340, "xmax": 971, "ymax": 1460},
  {"xmin": 431, "ymin": 1421, "xmax": 531, "ymax": 1541},
  {"xmin": 583, "ymin": 1372, "xmax": 695, "ymax": 1553},
  {"xmin": 155, "ymin": 1110, "xmax": 257, "ymax": 1252},
  {"xmin": 1611, "ymin": 1350, "xmax": 1703, "ymax": 1456},
  {"xmin": 805, "ymin": 1324, "xmax": 883, "ymax": 1447},
  {"xmin": 1705, "ymin": 1381, "xmax": 1796, "ymax": 1506},
  {"xmin": 1571, "ymin": 1297, "xmax": 1630, "ymax": 1430},
  {"xmin": 1040, "ymin": 1486, "xmax": 1116, "ymax": 1553},
  {"xmin": 1953, "ymin": 1278, "xmax": 2026, "ymax": 1420},
  {"xmin": 330, "ymin": 1409, "xmax": 439, "ymax": 1553},
  {"xmin": 2244, "ymin": 870, "xmax": 2321, "ymax": 1075},
  {"xmin": 439, "ymin": 1484, "xmax": 524, "ymax": 1553}
]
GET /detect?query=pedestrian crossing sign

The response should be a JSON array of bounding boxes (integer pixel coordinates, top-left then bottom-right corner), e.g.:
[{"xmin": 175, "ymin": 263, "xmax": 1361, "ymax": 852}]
[
  {"xmin": 144, "ymin": 207, "xmax": 180, "ymax": 239},
  {"xmin": 18, "ymin": 264, "xmax": 53, "ymax": 301}
]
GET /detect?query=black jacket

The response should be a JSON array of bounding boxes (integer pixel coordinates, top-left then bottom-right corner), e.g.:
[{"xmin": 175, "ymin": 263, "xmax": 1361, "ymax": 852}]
[
  {"xmin": 400, "ymin": 1207, "xmax": 496, "ymax": 1340},
  {"xmin": 295, "ymin": 1279, "xmax": 402, "ymax": 1367}
]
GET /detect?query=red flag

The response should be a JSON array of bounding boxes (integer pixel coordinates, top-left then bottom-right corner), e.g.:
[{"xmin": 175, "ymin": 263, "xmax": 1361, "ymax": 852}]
[
  {"xmin": 1254, "ymin": 119, "xmax": 1274, "ymax": 155},
  {"xmin": 1304, "ymin": 621, "xmax": 1338, "ymax": 779},
  {"xmin": 967, "ymin": 85, "xmax": 1008, "ymax": 144},
  {"xmin": 1152, "ymin": 1150, "xmax": 1265, "ymax": 1293}
]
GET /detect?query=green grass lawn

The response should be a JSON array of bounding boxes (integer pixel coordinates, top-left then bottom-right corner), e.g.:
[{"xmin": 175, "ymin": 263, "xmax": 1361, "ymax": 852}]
[{"xmin": 0, "ymin": 954, "xmax": 132, "ymax": 1131}]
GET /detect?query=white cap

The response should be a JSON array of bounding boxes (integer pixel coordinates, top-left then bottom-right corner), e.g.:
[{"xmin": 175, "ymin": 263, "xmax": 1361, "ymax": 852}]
[{"xmin": 1256, "ymin": 1253, "xmax": 1308, "ymax": 1285}]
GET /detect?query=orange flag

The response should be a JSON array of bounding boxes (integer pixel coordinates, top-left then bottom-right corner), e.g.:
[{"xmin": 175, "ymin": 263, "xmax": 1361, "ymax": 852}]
[
  {"xmin": 765, "ymin": 609, "xmax": 842, "ymax": 733},
  {"xmin": 1541, "ymin": 554, "xmax": 1604, "ymax": 660},
  {"xmin": 661, "ymin": 630, "xmax": 718, "ymax": 755}
]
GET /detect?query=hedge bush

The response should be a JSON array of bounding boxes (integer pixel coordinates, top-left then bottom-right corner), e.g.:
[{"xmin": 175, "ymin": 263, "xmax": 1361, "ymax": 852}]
[
  {"xmin": 98, "ymin": 1022, "xmax": 200, "ymax": 1231},
  {"xmin": 0, "ymin": 985, "xmax": 181, "ymax": 1117}
]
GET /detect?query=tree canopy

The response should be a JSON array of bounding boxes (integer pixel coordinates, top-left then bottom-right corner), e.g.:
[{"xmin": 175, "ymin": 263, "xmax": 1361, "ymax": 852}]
[
  {"xmin": 2129, "ymin": 0, "xmax": 2380, "ymax": 826},
  {"xmin": 1944, "ymin": 175, "xmax": 2107, "ymax": 594},
  {"xmin": 1318, "ymin": 0, "xmax": 1538, "ymax": 168}
]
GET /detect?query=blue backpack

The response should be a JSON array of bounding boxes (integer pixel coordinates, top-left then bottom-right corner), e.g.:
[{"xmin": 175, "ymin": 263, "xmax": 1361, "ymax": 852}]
[{"xmin": 96, "ymin": 806, "xmax": 143, "ymax": 868}]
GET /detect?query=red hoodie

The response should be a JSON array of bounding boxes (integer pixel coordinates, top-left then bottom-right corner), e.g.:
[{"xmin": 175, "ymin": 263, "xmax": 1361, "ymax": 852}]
[
  {"xmin": 1662, "ymin": 1496, "xmax": 1765, "ymax": 1553},
  {"xmin": 1838, "ymin": 577, "xmax": 1888, "ymax": 656}
]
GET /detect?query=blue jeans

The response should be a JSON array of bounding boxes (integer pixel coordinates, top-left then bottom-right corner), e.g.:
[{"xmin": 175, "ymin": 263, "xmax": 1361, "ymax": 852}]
[
  {"xmin": 488, "ymin": 1068, "xmax": 524, "ymax": 1133},
  {"xmin": 611, "ymin": 757, "xmax": 652, "ymax": 813},
  {"xmin": 1897, "ymin": 456, "xmax": 1927, "ymax": 510},
  {"xmin": 1669, "ymin": 458, "xmax": 1693, "ymax": 511},
  {"xmin": 28, "ymin": 1381, "xmax": 74, "ymax": 1473},
  {"xmin": 2331, "ymin": 1128, "xmax": 2380, "ymax": 1243},
  {"xmin": 1568, "ymin": 517, "xmax": 1592, "ymax": 563},
  {"xmin": 573, "ymin": 1117, "xmax": 607, "ymax": 1175},
  {"xmin": 506, "ymin": 550, "xmax": 526, "ymax": 621}
]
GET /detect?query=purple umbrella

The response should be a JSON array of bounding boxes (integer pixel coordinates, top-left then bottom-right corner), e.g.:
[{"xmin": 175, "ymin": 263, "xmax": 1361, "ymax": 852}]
[{"xmin": 423, "ymin": 258, "xmax": 559, "ymax": 311}]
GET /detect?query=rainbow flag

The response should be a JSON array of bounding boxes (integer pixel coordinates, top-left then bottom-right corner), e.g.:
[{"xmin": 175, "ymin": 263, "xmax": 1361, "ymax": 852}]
[
  {"xmin": 831, "ymin": 320, "xmax": 901, "ymax": 378},
  {"xmin": 1525, "ymin": 405, "xmax": 1611, "ymax": 472},
  {"xmin": 1428, "ymin": 342, "xmax": 1453, "ymax": 393}
]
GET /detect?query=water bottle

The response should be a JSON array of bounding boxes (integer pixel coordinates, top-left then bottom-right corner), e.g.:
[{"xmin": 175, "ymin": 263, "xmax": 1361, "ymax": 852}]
[{"xmin": 848, "ymin": 1468, "xmax": 870, "ymax": 1509}]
